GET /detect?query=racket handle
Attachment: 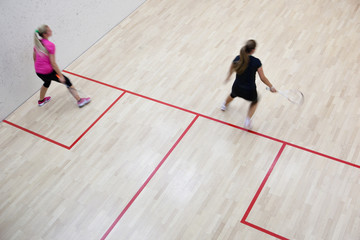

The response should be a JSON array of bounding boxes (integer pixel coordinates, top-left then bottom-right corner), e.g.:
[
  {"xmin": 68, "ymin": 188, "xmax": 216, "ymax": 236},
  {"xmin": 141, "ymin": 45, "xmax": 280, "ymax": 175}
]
[
  {"xmin": 266, "ymin": 86, "xmax": 284, "ymax": 96},
  {"xmin": 266, "ymin": 86, "xmax": 276, "ymax": 91}
]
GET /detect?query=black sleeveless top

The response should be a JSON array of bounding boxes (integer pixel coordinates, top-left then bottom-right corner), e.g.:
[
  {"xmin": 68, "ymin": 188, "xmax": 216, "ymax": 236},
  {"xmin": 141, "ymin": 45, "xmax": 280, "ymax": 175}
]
[{"xmin": 232, "ymin": 55, "xmax": 262, "ymax": 89}]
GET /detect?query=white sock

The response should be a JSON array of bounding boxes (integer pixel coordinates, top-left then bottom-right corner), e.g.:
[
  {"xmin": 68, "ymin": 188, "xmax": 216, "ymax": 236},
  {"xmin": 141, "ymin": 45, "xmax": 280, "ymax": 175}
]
[{"xmin": 244, "ymin": 117, "xmax": 252, "ymax": 129}]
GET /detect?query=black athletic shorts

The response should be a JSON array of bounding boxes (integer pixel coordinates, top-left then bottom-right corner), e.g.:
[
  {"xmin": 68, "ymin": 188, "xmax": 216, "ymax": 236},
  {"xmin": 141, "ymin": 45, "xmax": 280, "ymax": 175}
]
[
  {"xmin": 36, "ymin": 70, "xmax": 72, "ymax": 88},
  {"xmin": 230, "ymin": 86, "xmax": 258, "ymax": 103}
]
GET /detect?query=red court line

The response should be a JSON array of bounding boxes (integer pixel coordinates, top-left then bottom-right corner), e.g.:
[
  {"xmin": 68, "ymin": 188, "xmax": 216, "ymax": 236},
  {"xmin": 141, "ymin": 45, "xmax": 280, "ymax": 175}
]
[
  {"xmin": 64, "ymin": 70, "xmax": 124, "ymax": 92},
  {"xmin": 64, "ymin": 70, "xmax": 360, "ymax": 169},
  {"xmin": 2, "ymin": 120, "xmax": 70, "ymax": 149},
  {"xmin": 285, "ymin": 142, "xmax": 359, "ymax": 169},
  {"xmin": 3, "ymin": 91, "xmax": 125, "ymax": 150},
  {"xmin": 100, "ymin": 115, "xmax": 199, "ymax": 240},
  {"xmin": 241, "ymin": 143, "xmax": 287, "ymax": 239},
  {"xmin": 201, "ymin": 115, "xmax": 360, "ymax": 169},
  {"xmin": 64, "ymin": 70, "xmax": 199, "ymax": 116},
  {"xmin": 68, "ymin": 92, "xmax": 126, "ymax": 149}
]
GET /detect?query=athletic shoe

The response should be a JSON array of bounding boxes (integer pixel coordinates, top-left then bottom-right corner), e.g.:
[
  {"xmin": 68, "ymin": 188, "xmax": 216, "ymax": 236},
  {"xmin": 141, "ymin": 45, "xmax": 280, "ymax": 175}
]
[
  {"xmin": 221, "ymin": 102, "xmax": 227, "ymax": 111},
  {"xmin": 38, "ymin": 96, "xmax": 51, "ymax": 107},
  {"xmin": 78, "ymin": 97, "xmax": 91, "ymax": 108},
  {"xmin": 244, "ymin": 118, "xmax": 252, "ymax": 130}
]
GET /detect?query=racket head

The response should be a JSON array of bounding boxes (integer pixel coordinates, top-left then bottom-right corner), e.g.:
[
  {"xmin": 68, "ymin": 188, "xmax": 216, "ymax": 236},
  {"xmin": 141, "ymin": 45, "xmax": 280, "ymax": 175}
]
[
  {"xmin": 266, "ymin": 87, "xmax": 304, "ymax": 105},
  {"xmin": 280, "ymin": 89, "xmax": 304, "ymax": 105}
]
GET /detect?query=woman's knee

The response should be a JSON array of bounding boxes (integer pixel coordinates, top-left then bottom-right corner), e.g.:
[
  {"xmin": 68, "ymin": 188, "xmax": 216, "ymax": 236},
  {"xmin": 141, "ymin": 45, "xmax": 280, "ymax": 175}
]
[
  {"xmin": 43, "ymin": 81, "xmax": 51, "ymax": 88},
  {"xmin": 251, "ymin": 97, "xmax": 259, "ymax": 105},
  {"xmin": 64, "ymin": 76, "xmax": 73, "ymax": 88}
]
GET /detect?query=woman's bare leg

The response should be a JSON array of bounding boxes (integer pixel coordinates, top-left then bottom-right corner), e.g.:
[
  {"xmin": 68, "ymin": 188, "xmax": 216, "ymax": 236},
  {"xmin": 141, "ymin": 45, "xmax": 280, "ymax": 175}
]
[
  {"xmin": 244, "ymin": 101, "xmax": 258, "ymax": 129},
  {"xmin": 225, "ymin": 95, "xmax": 234, "ymax": 105},
  {"xmin": 221, "ymin": 94, "xmax": 234, "ymax": 111},
  {"xmin": 39, "ymin": 86, "xmax": 48, "ymax": 100},
  {"xmin": 68, "ymin": 86, "xmax": 81, "ymax": 101},
  {"xmin": 247, "ymin": 101, "xmax": 258, "ymax": 119}
]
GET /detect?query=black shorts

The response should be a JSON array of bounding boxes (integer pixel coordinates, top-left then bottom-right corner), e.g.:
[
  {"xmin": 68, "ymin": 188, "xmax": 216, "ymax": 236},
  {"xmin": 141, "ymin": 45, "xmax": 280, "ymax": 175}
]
[
  {"xmin": 36, "ymin": 70, "xmax": 72, "ymax": 88},
  {"xmin": 230, "ymin": 86, "xmax": 258, "ymax": 103}
]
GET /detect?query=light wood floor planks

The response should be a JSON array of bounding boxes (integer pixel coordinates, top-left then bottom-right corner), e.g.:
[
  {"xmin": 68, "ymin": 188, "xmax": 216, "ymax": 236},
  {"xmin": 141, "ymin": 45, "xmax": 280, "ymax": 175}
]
[{"xmin": 1, "ymin": 0, "xmax": 360, "ymax": 239}]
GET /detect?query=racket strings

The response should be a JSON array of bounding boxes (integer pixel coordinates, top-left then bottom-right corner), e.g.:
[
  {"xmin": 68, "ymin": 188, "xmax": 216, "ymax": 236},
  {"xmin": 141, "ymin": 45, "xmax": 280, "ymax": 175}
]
[{"xmin": 282, "ymin": 90, "xmax": 304, "ymax": 105}]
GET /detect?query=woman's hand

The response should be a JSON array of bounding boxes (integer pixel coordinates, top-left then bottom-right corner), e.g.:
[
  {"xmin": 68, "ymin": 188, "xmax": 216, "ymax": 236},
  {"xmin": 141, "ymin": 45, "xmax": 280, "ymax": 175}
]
[
  {"xmin": 59, "ymin": 75, "xmax": 66, "ymax": 83},
  {"xmin": 269, "ymin": 86, "xmax": 277, "ymax": 92},
  {"xmin": 224, "ymin": 63, "xmax": 235, "ymax": 84},
  {"xmin": 49, "ymin": 54, "xmax": 66, "ymax": 84},
  {"xmin": 258, "ymin": 67, "xmax": 276, "ymax": 93}
]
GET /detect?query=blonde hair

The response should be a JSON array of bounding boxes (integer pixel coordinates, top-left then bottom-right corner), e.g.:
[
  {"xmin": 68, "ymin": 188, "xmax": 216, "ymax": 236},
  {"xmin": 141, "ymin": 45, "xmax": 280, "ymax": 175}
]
[
  {"xmin": 234, "ymin": 39, "xmax": 257, "ymax": 75},
  {"xmin": 34, "ymin": 24, "xmax": 49, "ymax": 54}
]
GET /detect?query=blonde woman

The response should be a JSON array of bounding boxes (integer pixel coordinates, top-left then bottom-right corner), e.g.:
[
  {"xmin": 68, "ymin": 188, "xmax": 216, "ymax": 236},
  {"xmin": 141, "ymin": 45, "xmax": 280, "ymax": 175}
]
[
  {"xmin": 222, "ymin": 40, "xmax": 276, "ymax": 129},
  {"xmin": 33, "ymin": 25, "xmax": 90, "ymax": 107}
]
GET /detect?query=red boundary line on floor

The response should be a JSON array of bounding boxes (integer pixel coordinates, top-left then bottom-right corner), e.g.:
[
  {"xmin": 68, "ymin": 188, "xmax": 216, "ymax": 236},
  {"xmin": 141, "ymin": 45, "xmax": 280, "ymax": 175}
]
[
  {"xmin": 100, "ymin": 115, "xmax": 199, "ymax": 240},
  {"xmin": 63, "ymin": 70, "xmax": 200, "ymax": 116},
  {"xmin": 2, "ymin": 89, "xmax": 125, "ymax": 150},
  {"xmin": 68, "ymin": 92, "xmax": 126, "ymax": 149},
  {"xmin": 63, "ymin": 71, "xmax": 359, "ymax": 240},
  {"xmin": 64, "ymin": 70, "xmax": 360, "ymax": 169},
  {"xmin": 3, "ymin": 70, "xmax": 359, "ymax": 239},
  {"xmin": 240, "ymin": 143, "xmax": 288, "ymax": 240},
  {"xmin": 2, "ymin": 119, "xmax": 70, "ymax": 149}
]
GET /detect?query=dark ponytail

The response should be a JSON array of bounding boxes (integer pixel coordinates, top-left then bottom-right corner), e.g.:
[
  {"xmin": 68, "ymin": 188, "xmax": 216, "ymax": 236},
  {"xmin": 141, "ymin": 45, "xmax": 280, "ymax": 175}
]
[{"xmin": 234, "ymin": 39, "xmax": 257, "ymax": 74}]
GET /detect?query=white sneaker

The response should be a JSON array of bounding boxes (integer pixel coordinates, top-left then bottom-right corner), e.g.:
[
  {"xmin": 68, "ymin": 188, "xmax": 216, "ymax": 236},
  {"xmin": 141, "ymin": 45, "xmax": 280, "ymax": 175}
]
[
  {"xmin": 221, "ymin": 102, "xmax": 227, "ymax": 111},
  {"xmin": 244, "ymin": 118, "xmax": 252, "ymax": 130}
]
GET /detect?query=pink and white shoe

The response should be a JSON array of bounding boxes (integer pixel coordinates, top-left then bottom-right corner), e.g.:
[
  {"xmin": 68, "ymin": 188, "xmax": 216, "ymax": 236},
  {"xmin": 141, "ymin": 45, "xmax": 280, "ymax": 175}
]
[
  {"xmin": 78, "ymin": 97, "xmax": 91, "ymax": 108},
  {"xmin": 38, "ymin": 96, "xmax": 51, "ymax": 107}
]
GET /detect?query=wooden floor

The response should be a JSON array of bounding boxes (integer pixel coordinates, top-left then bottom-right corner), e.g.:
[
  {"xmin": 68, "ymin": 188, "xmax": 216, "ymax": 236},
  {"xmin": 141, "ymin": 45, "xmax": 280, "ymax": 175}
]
[{"xmin": 1, "ymin": 0, "xmax": 360, "ymax": 239}]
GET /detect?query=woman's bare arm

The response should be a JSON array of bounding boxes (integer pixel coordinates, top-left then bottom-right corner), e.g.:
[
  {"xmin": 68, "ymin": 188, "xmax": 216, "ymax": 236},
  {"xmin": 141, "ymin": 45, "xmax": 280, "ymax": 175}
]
[
  {"xmin": 49, "ymin": 54, "xmax": 65, "ymax": 83},
  {"xmin": 258, "ymin": 66, "xmax": 276, "ymax": 92},
  {"xmin": 224, "ymin": 63, "xmax": 235, "ymax": 83}
]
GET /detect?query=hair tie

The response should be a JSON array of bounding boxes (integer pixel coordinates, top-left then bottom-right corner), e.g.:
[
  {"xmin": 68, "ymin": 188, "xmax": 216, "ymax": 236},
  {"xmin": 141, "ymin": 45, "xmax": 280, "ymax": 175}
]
[{"xmin": 35, "ymin": 30, "xmax": 39, "ymax": 34}]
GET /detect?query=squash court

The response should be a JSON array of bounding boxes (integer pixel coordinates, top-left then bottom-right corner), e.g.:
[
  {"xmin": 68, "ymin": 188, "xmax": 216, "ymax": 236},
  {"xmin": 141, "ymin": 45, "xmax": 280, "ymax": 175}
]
[{"xmin": 1, "ymin": 0, "xmax": 360, "ymax": 239}]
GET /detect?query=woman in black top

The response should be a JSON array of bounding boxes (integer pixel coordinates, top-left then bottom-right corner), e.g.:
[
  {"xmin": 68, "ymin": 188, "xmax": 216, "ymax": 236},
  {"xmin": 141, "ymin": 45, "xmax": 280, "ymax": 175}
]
[{"xmin": 221, "ymin": 40, "xmax": 276, "ymax": 129}]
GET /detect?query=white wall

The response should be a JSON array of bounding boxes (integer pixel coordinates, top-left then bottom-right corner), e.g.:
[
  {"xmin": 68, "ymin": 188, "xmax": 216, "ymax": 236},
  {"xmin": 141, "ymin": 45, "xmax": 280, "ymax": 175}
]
[{"xmin": 0, "ymin": 0, "xmax": 145, "ymax": 120}]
